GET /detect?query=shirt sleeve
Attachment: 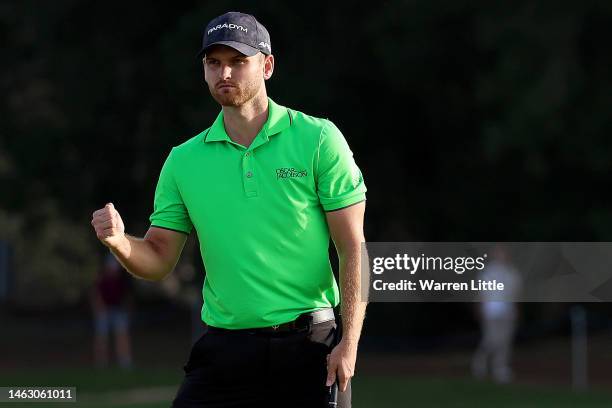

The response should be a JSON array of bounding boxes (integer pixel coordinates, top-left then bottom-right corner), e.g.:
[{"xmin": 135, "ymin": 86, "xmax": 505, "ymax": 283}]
[
  {"xmin": 149, "ymin": 149, "xmax": 193, "ymax": 234},
  {"xmin": 316, "ymin": 120, "xmax": 367, "ymax": 211}
]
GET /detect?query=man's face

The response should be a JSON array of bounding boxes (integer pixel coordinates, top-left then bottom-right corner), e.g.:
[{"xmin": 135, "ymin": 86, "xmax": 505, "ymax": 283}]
[{"xmin": 203, "ymin": 45, "xmax": 271, "ymax": 107}]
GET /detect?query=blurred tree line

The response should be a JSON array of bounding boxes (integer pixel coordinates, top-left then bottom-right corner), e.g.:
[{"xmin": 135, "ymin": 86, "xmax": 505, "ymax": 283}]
[{"xmin": 1, "ymin": 0, "xmax": 612, "ymax": 309}]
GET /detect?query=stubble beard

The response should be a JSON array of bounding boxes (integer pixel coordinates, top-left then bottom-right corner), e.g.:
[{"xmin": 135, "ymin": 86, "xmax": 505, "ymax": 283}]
[{"xmin": 210, "ymin": 78, "xmax": 262, "ymax": 108}]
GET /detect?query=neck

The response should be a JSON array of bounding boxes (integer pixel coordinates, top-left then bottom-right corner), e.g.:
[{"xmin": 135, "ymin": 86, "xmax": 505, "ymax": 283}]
[{"xmin": 222, "ymin": 91, "xmax": 269, "ymax": 147}]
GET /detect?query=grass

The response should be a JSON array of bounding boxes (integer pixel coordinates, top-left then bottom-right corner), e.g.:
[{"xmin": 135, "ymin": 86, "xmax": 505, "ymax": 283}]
[
  {"xmin": 0, "ymin": 366, "xmax": 183, "ymax": 393},
  {"xmin": 1, "ymin": 367, "xmax": 612, "ymax": 407},
  {"xmin": 354, "ymin": 376, "xmax": 612, "ymax": 407}
]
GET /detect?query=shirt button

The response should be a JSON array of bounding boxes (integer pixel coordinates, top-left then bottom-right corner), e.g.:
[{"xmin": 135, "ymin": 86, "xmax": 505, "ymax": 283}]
[
  {"xmin": 246, "ymin": 171, "xmax": 253, "ymax": 178},
  {"xmin": 245, "ymin": 152, "xmax": 250, "ymax": 157}
]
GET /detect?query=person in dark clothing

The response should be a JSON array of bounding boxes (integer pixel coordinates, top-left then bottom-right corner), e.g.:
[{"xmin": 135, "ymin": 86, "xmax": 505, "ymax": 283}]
[{"xmin": 90, "ymin": 254, "xmax": 133, "ymax": 369}]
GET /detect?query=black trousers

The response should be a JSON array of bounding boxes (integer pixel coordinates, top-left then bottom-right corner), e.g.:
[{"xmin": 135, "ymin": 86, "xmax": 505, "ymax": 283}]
[{"xmin": 172, "ymin": 319, "xmax": 352, "ymax": 407}]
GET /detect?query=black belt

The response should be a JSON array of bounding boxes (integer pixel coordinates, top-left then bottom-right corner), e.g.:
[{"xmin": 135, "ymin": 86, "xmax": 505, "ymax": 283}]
[{"xmin": 207, "ymin": 308, "xmax": 336, "ymax": 334}]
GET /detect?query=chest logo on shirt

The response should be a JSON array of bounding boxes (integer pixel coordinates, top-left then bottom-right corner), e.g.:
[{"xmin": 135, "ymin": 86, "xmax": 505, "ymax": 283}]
[{"xmin": 275, "ymin": 167, "xmax": 308, "ymax": 179}]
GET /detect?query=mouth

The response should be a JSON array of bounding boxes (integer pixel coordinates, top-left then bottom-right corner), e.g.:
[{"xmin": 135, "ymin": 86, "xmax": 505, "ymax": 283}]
[{"xmin": 217, "ymin": 83, "xmax": 236, "ymax": 90}]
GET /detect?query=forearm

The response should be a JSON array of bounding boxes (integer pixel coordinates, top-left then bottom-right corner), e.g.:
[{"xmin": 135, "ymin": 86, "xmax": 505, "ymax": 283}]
[
  {"xmin": 109, "ymin": 234, "xmax": 176, "ymax": 281},
  {"xmin": 338, "ymin": 243, "xmax": 368, "ymax": 346}
]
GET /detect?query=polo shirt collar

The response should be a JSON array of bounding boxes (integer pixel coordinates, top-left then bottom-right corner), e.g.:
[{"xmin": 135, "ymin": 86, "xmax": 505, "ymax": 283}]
[
  {"xmin": 204, "ymin": 97, "xmax": 291, "ymax": 144},
  {"xmin": 265, "ymin": 97, "xmax": 291, "ymax": 137}
]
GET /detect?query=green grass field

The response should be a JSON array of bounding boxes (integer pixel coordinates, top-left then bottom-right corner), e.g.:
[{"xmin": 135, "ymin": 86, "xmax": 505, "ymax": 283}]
[{"xmin": 2, "ymin": 367, "xmax": 612, "ymax": 407}]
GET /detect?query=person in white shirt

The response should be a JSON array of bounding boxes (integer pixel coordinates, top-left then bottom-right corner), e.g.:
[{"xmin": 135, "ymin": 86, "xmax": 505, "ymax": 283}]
[{"xmin": 472, "ymin": 245, "xmax": 522, "ymax": 383}]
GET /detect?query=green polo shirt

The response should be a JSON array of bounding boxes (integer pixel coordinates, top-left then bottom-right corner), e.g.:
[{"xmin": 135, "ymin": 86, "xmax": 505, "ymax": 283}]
[{"xmin": 149, "ymin": 98, "xmax": 366, "ymax": 329}]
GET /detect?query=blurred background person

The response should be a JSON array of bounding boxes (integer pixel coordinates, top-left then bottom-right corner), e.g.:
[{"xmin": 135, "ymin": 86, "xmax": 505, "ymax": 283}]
[
  {"xmin": 472, "ymin": 245, "xmax": 522, "ymax": 383},
  {"xmin": 90, "ymin": 254, "xmax": 133, "ymax": 369}
]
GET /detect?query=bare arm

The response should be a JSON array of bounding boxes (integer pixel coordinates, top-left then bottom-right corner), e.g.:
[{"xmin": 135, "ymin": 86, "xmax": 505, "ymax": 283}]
[
  {"xmin": 324, "ymin": 201, "xmax": 368, "ymax": 392},
  {"xmin": 91, "ymin": 203, "xmax": 188, "ymax": 281}
]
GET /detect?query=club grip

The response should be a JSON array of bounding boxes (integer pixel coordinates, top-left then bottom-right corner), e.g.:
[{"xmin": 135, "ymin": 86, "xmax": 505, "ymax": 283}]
[{"xmin": 328, "ymin": 382, "xmax": 338, "ymax": 406}]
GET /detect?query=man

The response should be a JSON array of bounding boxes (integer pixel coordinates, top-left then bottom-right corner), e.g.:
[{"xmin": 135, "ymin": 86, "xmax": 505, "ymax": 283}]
[
  {"xmin": 90, "ymin": 254, "xmax": 133, "ymax": 369},
  {"xmin": 91, "ymin": 11, "xmax": 367, "ymax": 407},
  {"xmin": 472, "ymin": 245, "xmax": 522, "ymax": 384}
]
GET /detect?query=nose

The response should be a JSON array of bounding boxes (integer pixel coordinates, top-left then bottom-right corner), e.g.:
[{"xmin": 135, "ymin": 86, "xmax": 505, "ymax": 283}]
[{"xmin": 220, "ymin": 64, "xmax": 232, "ymax": 80}]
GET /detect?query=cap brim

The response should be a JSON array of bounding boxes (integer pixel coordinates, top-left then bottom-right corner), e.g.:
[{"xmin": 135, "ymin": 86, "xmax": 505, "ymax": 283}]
[{"xmin": 196, "ymin": 41, "xmax": 259, "ymax": 58}]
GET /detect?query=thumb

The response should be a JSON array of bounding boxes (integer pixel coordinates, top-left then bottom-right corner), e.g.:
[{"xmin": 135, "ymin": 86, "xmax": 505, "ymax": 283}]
[
  {"xmin": 326, "ymin": 355, "xmax": 337, "ymax": 386},
  {"xmin": 105, "ymin": 202, "xmax": 114, "ymax": 210}
]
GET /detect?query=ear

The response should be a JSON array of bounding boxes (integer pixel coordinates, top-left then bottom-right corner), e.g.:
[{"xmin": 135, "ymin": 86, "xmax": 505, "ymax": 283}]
[
  {"xmin": 263, "ymin": 54, "xmax": 274, "ymax": 80},
  {"xmin": 203, "ymin": 58, "xmax": 210, "ymax": 84}
]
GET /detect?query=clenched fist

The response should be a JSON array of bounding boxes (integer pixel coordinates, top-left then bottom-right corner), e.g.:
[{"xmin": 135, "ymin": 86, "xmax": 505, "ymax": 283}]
[{"xmin": 91, "ymin": 203, "xmax": 126, "ymax": 250}]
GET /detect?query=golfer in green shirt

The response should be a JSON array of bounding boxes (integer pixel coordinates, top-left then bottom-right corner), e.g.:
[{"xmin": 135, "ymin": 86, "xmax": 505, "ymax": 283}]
[{"xmin": 91, "ymin": 11, "xmax": 367, "ymax": 408}]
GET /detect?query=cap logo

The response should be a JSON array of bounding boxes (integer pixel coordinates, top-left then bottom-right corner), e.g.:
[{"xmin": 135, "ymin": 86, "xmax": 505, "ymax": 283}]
[
  {"xmin": 258, "ymin": 41, "xmax": 271, "ymax": 52},
  {"xmin": 207, "ymin": 23, "xmax": 248, "ymax": 36}
]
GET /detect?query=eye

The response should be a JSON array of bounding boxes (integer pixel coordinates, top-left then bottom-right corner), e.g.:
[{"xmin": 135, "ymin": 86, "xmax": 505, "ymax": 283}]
[{"xmin": 206, "ymin": 59, "xmax": 220, "ymax": 66}]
